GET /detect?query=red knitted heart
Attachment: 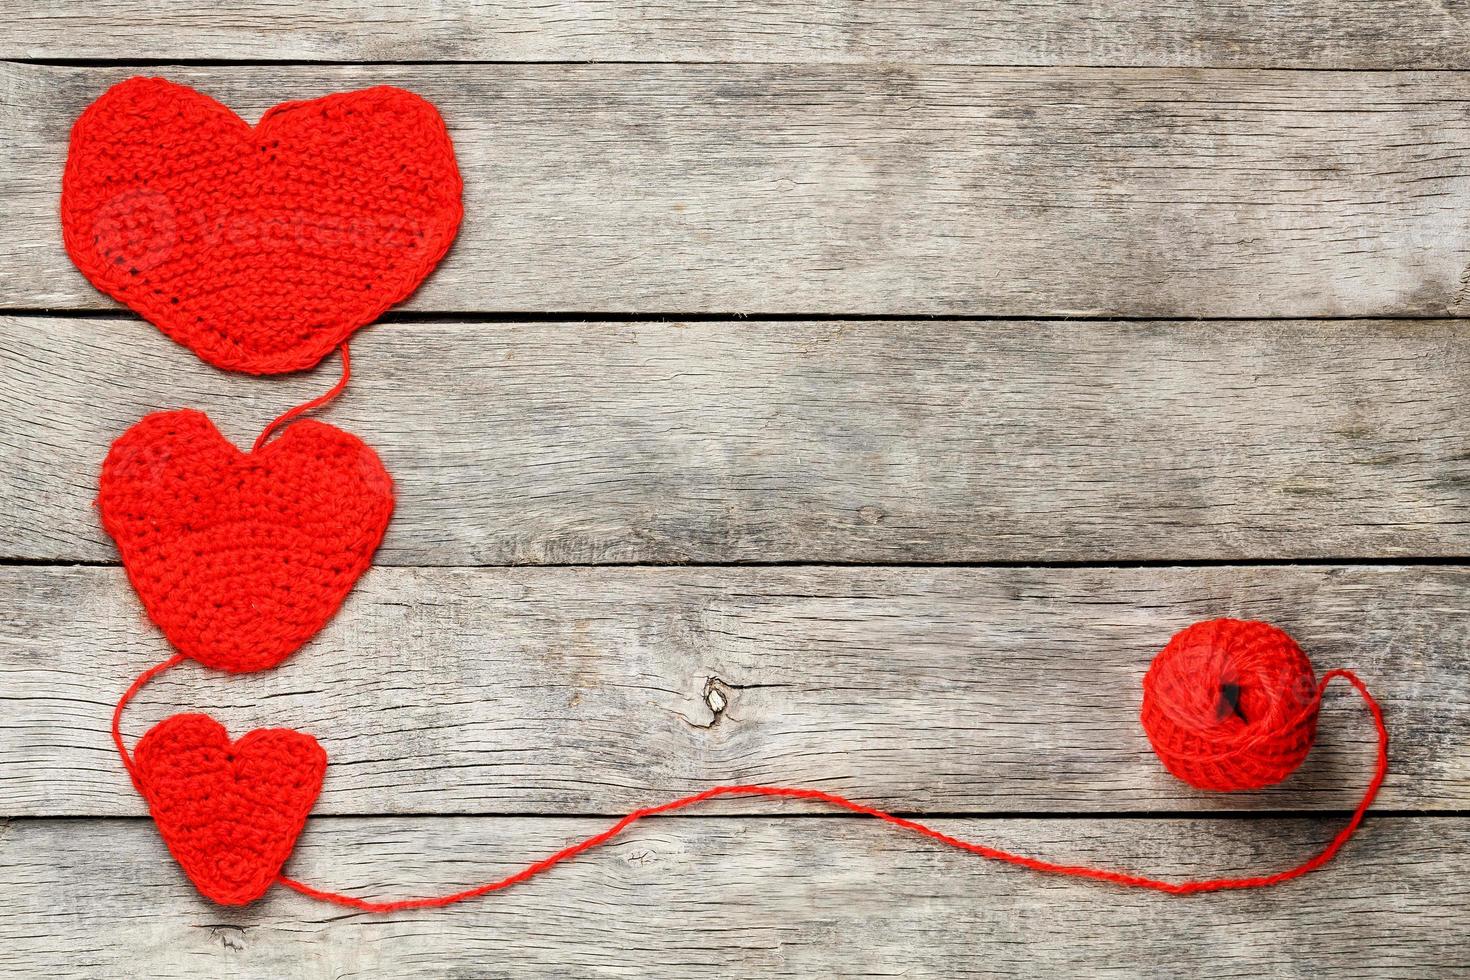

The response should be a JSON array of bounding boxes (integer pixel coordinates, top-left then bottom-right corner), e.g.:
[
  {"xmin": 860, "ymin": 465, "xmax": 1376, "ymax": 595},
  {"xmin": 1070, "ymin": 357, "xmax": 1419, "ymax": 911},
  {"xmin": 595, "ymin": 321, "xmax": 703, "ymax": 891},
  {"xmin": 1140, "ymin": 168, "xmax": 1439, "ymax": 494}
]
[
  {"xmin": 134, "ymin": 713, "xmax": 327, "ymax": 906},
  {"xmin": 98, "ymin": 409, "xmax": 394, "ymax": 673},
  {"xmin": 61, "ymin": 76, "xmax": 463, "ymax": 374}
]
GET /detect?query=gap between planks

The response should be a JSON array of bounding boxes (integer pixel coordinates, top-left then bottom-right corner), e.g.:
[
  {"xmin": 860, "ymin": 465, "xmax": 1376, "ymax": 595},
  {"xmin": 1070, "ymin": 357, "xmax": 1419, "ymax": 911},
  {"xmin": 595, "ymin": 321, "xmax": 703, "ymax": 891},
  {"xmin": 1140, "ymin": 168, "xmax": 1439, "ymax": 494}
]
[{"xmin": 8, "ymin": 1, "xmax": 1470, "ymax": 69}]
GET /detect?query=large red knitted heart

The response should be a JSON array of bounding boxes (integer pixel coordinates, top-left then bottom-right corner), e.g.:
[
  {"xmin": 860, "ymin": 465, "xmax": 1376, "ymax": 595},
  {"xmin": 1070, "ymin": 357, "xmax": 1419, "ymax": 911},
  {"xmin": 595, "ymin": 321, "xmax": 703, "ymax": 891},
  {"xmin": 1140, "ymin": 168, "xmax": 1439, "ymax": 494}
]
[
  {"xmin": 61, "ymin": 76, "xmax": 462, "ymax": 374},
  {"xmin": 98, "ymin": 409, "xmax": 394, "ymax": 673},
  {"xmin": 134, "ymin": 713, "xmax": 327, "ymax": 906}
]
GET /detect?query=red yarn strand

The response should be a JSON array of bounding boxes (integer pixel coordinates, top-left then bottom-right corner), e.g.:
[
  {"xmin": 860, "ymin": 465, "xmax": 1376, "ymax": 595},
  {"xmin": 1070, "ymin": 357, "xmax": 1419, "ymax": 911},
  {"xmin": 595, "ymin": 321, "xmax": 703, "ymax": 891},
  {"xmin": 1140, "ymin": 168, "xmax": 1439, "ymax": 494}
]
[
  {"xmin": 276, "ymin": 668, "xmax": 1387, "ymax": 911},
  {"xmin": 111, "ymin": 652, "xmax": 187, "ymax": 784},
  {"xmin": 252, "ymin": 344, "xmax": 352, "ymax": 453}
]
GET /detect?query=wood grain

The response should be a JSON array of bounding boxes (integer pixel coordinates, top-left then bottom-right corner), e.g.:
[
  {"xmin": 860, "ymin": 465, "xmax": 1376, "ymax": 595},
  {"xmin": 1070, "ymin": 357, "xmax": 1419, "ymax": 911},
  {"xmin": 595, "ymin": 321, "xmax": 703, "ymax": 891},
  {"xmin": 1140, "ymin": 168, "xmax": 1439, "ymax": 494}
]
[
  {"xmin": 4, "ymin": 563, "xmax": 1463, "ymax": 817},
  {"xmin": 6, "ymin": 1, "xmax": 1470, "ymax": 68},
  {"xmin": 7, "ymin": 64, "xmax": 1470, "ymax": 318},
  {"xmin": 5, "ymin": 315, "xmax": 1470, "ymax": 565},
  {"xmin": 0, "ymin": 815, "xmax": 1462, "ymax": 977}
]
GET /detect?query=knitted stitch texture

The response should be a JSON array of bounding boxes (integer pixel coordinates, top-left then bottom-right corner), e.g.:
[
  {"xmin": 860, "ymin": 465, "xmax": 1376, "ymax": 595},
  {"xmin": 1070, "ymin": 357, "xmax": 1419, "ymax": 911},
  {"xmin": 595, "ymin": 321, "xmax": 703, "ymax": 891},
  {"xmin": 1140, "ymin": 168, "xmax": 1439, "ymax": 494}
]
[
  {"xmin": 133, "ymin": 713, "xmax": 326, "ymax": 906},
  {"xmin": 61, "ymin": 77, "xmax": 462, "ymax": 374},
  {"xmin": 98, "ymin": 408, "xmax": 394, "ymax": 673},
  {"xmin": 1141, "ymin": 618, "xmax": 1319, "ymax": 791}
]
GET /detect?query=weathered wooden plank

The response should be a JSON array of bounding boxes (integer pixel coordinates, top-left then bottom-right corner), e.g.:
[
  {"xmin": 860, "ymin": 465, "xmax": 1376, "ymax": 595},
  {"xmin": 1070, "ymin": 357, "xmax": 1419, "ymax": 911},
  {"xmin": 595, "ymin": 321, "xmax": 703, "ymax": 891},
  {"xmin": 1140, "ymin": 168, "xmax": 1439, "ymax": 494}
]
[
  {"xmin": 4, "ymin": 316, "xmax": 1470, "ymax": 565},
  {"xmin": 6, "ymin": 1, "xmax": 1470, "ymax": 68},
  {"xmin": 3, "ymin": 563, "xmax": 1461, "ymax": 817},
  {"xmin": 0, "ymin": 815, "xmax": 1462, "ymax": 977},
  {"xmin": 5, "ymin": 64, "xmax": 1470, "ymax": 317}
]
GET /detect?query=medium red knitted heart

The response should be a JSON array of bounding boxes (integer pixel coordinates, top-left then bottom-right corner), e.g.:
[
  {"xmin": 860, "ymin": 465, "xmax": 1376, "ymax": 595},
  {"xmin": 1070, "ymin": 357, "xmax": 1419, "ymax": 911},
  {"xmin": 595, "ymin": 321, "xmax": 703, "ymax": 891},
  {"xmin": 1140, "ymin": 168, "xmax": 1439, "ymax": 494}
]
[
  {"xmin": 134, "ymin": 713, "xmax": 327, "ymax": 906},
  {"xmin": 61, "ymin": 76, "xmax": 463, "ymax": 374},
  {"xmin": 98, "ymin": 409, "xmax": 394, "ymax": 673}
]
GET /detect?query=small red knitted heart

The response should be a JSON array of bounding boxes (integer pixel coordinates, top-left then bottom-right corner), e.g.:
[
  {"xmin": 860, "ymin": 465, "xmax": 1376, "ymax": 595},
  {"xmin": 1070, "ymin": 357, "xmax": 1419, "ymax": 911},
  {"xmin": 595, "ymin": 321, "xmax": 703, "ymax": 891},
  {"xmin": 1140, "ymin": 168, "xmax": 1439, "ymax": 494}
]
[
  {"xmin": 61, "ymin": 76, "xmax": 463, "ymax": 374},
  {"xmin": 134, "ymin": 713, "xmax": 327, "ymax": 906},
  {"xmin": 98, "ymin": 409, "xmax": 394, "ymax": 673}
]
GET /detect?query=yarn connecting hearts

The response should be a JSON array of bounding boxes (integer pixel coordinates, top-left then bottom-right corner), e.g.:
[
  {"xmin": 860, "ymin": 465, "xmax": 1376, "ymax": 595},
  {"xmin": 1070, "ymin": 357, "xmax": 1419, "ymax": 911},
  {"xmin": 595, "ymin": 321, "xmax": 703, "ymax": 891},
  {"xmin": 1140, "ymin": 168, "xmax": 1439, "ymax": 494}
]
[
  {"xmin": 98, "ymin": 399, "xmax": 393, "ymax": 901},
  {"xmin": 62, "ymin": 77, "xmax": 463, "ymax": 374}
]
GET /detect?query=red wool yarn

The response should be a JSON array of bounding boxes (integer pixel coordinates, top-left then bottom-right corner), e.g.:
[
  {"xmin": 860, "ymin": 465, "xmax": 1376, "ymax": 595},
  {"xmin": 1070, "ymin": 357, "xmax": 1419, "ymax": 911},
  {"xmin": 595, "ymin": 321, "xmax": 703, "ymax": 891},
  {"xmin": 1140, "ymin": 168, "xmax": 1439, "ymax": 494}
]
[
  {"xmin": 1142, "ymin": 618, "xmax": 1320, "ymax": 791},
  {"xmin": 97, "ymin": 381, "xmax": 394, "ymax": 673},
  {"xmin": 61, "ymin": 77, "xmax": 462, "ymax": 374}
]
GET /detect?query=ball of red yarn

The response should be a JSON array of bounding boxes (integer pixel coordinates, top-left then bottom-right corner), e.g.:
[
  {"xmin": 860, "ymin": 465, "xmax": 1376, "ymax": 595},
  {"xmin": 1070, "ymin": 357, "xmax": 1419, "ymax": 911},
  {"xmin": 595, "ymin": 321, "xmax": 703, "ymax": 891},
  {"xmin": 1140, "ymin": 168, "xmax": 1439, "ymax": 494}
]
[{"xmin": 1141, "ymin": 618, "xmax": 1321, "ymax": 792}]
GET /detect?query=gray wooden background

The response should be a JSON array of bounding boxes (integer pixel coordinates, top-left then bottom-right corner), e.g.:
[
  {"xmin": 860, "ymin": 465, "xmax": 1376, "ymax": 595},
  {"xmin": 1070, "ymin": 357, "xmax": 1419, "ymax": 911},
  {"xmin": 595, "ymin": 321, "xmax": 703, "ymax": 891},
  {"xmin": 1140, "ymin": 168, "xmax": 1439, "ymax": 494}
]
[{"xmin": 3, "ymin": 3, "xmax": 1469, "ymax": 977}]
